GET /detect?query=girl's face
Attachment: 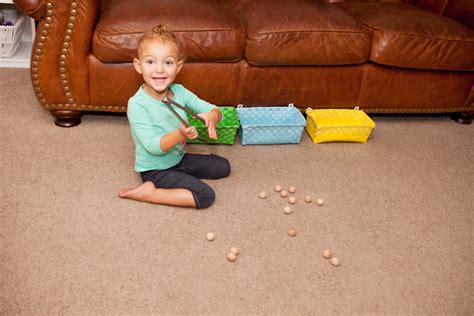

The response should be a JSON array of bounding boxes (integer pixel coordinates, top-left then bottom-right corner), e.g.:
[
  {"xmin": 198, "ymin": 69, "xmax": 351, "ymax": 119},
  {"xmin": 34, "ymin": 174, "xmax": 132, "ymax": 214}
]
[{"xmin": 134, "ymin": 39, "xmax": 183, "ymax": 100}]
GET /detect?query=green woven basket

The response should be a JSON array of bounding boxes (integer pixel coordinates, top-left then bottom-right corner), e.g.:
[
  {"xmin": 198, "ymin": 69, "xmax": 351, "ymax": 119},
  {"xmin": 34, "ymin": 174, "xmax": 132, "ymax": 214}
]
[{"xmin": 187, "ymin": 107, "xmax": 239, "ymax": 144}]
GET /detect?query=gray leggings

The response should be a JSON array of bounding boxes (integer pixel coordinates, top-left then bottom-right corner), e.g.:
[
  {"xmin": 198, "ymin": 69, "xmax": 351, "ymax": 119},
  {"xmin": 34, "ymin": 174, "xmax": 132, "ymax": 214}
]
[{"xmin": 140, "ymin": 153, "xmax": 231, "ymax": 209}]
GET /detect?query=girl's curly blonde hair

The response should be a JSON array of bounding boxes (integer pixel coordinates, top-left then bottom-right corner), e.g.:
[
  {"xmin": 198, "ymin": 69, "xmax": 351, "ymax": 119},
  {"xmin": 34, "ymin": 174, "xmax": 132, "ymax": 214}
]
[{"xmin": 137, "ymin": 24, "xmax": 186, "ymax": 61}]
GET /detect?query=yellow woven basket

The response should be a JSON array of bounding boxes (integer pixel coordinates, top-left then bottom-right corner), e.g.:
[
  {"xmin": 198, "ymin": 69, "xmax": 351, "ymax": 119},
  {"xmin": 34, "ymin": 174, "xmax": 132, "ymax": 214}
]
[{"xmin": 305, "ymin": 107, "xmax": 375, "ymax": 143}]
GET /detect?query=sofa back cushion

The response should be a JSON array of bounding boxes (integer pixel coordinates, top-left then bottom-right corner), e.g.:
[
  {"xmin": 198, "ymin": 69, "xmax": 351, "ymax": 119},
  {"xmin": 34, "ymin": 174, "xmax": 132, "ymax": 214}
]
[
  {"xmin": 322, "ymin": 0, "xmax": 410, "ymax": 2},
  {"xmin": 93, "ymin": 0, "xmax": 245, "ymax": 63},
  {"xmin": 417, "ymin": 0, "xmax": 474, "ymax": 29},
  {"xmin": 337, "ymin": 2, "xmax": 474, "ymax": 70},
  {"xmin": 223, "ymin": 0, "xmax": 370, "ymax": 66}
]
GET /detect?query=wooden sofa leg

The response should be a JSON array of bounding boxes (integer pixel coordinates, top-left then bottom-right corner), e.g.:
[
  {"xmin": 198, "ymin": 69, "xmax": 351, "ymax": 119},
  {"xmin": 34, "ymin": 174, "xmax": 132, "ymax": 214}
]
[
  {"xmin": 51, "ymin": 110, "xmax": 83, "ymax": 127},
  {"xmin": 450, "ymin": 112, "xmax": 472, "ymax": 125}
]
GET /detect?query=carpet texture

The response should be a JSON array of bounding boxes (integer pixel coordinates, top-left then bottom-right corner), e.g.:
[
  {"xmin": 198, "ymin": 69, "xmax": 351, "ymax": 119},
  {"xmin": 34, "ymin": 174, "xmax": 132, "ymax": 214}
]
[{"xmin": 1, "ymin": 68, "xmax": 473, "ymax": 314}]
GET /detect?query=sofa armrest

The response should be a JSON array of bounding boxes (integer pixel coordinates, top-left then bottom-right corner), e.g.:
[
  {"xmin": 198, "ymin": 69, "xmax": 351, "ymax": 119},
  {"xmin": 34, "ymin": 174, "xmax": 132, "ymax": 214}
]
[
  {"xmin": 15, "ymin": 0, "xmax": 100, "ymax": 111},
  {"xmin": 13, "ymin": 0, "xmax": 46, "ymax": 20}
]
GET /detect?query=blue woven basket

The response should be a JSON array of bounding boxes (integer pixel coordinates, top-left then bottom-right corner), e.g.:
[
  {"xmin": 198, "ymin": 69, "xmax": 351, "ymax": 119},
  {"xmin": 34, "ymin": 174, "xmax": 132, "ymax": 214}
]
[{"xmin": 236, "ymin": 104, "xmax": 307, "ymax": 145}]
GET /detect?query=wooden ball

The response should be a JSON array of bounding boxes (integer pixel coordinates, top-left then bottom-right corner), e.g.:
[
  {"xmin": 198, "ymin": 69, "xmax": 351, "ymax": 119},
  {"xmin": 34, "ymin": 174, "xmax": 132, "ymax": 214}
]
[
  {"xmin": 330, "ymin": 257, "xmax": 340, "ymax": 266},
  {"xmin": 259, "ymin": 191, "xmax": 267, "ymax": 199},
  {"xmin": 304, "ymin": 195, "xmax": 312, "ymax": 203},
  {"xmin": 287, "ymin": 228, "xmax": 297, "ymax": 237},
  {"xmin": 280, "ymin": 190, "xmax": 289, "ymax": 198},
  {"xmin": 288, "ymin": 186, "xmax": 296, "ymax": 193},
  {"xmin": 206, "ymin": 232, "xmax": 215, "ymax": 241},
  {"xmin": 316, "ymin": 198, "xmax": 324, "ymax": 206},
  {"xmin": 283, "ymin": 206, "xmax": 292, "ymax": 215},
  {"xmin": 230, "ymin": 247, "xmax": 239, "ymax": 255},
  {"xmin": 227, "ymin": 253, "xmax": 237, "ymax": 262},
  {"xmin": 274, "ymin": 185, "xmax": 282, "ymax": 192},
  {"xmin": 323, "ymin": 249, "xmax": 331, "ymax": 259},
  {"xmin": 288, "ymin": 196, "xmax": 296, "ymax": 204}
]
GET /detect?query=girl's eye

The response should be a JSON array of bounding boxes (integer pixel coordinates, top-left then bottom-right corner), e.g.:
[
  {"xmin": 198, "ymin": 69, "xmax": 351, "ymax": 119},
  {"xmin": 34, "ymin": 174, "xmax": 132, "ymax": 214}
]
[
  {"xmin": 165, "ymin": 60, "xmax": 174, "ymax": 65},
  {"xmin": 145, "ymin": 59, "xmax": 154, "ymax": 65}
]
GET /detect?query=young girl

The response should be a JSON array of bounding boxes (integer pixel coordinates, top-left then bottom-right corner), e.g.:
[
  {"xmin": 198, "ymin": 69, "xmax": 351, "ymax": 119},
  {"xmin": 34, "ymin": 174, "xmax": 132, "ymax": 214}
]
[{"xmin": 118, "ymin": 25, "xmax": 231, "ymax": 209}]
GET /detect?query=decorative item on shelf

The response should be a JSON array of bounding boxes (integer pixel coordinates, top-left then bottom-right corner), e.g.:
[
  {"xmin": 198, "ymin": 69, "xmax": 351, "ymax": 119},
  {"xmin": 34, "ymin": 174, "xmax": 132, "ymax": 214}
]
[
  {"xmin": 236, "ymin": 103, "xmax": 307, "ymax": 145},
  {"xmin": 1, "ymin": 7, "xmax": 20, "ymax": 25},
  {"xmin": 0, "ymin": 2, "xmax": 36, "ymax": 68},
  {"xmin": 305, "ymin": 107, "xmax": 376, "ymax": 144},
  {"xmin": 0, "ymin": 10, "xmax": 24, "ymax": 58}
]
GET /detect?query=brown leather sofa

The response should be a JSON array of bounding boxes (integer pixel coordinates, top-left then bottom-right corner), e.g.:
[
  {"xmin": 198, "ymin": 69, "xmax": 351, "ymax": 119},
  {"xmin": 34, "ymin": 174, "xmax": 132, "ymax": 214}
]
[{"xmin": 14, "ymin": 0, "xmax": 474, "ymax": 127}]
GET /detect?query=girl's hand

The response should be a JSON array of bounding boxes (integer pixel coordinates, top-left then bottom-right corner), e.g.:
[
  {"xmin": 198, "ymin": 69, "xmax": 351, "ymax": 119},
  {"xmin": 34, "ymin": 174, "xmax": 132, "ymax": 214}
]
[
  {"xmin": 198, "ymin": 109, "xmax": 221, "ymax": 139},
  {"xmin": 179, "ymin": 124, "xmax": 198, "ymax": 139}
]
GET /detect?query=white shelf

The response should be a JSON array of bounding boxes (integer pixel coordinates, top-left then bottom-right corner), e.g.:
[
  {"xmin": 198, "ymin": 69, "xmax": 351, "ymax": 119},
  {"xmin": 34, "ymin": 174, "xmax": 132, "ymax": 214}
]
[
  {"xmin": 1, "ymin": 40, "xmax": 32, "ymax": 67},
  {"xmin": 0, "ymin": 1, "xmax": 35, "ymax": 68}
]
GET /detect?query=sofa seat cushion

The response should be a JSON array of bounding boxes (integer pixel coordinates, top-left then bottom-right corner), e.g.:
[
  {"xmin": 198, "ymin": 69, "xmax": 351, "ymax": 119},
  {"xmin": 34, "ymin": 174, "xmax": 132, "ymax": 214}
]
[
  {"xmin": 336, "ymin": 2, "xmax": 474, "ymax": 71},
  {"xmin": 223, "ymin": 0, "xmax": 370, "ymax": 66},
  {"xmin": 93, "ymin": 0, "xmax": 245, "ymax": 63}
]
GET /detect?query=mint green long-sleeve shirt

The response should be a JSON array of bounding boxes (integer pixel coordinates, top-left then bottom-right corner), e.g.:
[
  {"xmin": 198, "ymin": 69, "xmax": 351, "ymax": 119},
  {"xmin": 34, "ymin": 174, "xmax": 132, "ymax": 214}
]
[{"xmin": 127, "ymin": 84, "xmax": 216, "ymax": 172}]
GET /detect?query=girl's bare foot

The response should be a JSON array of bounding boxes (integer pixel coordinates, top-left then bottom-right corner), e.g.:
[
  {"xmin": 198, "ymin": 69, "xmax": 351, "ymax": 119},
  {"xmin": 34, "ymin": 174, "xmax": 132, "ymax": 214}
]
[
  {"xmin": 118, "ymin": 181, "xmax": 156, "ymax": 202},
  {"xmin": 118, "ymin": 182, "xmax": 196, "ymax": 207}
]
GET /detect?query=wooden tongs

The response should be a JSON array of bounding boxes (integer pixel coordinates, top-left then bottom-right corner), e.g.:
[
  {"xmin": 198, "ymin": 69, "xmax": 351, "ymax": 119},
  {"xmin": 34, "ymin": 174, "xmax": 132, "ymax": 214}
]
[{"xmin": 162, "ymin": 96, "xmax": 211, "ymax": 142}]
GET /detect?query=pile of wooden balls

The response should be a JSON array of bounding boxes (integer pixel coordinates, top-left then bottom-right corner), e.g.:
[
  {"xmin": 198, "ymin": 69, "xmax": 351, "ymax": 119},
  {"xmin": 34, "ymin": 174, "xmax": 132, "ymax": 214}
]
[
  {"xmin": 206, "ymin": 232, "xmax": 241, "ymax": 263},
  {"xmin": 227, "ymin": 247, "xmax": 240, "ymax": 262},
  {"xmin": 323, "ymin": 249, "xmax": 340, "ymax": 267},
  {"xmin": 259, "ymin": 184, "xmax": 325, "ymax": 217},
  {"xmin": 257, "ymin": 184, "xmax": 326, "ymax": 238},
  {"xmin": 258, "ymin": 185, "xmax": 342, "ymax": 268},
  {"xmin": 206, "ymin": 186, "xmax": 330, "ymax": 264}
]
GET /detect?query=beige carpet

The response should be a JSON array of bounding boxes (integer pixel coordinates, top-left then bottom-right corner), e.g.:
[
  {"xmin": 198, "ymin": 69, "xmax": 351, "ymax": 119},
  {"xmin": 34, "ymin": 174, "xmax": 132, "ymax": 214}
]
[{"xmin": 1, "ymin": 68, "xmax": 473, "ymax": 315}]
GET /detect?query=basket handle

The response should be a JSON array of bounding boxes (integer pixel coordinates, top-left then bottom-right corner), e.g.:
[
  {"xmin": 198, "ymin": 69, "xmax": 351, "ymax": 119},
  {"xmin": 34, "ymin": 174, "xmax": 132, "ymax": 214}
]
[
  {"xmin": 237, "ymin": 104, "xmax": 244, "ymax": 108},
  {"xmin": 306, "ymin": 107, "xmax": 313, "ymax": 113},
  {"xmin": 288, "ymin": 103, "xmax": 294, "ymax": 108},
  {"xmin": 354, "ymin": 106, "xmax": 360, "ymax": 110}
]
